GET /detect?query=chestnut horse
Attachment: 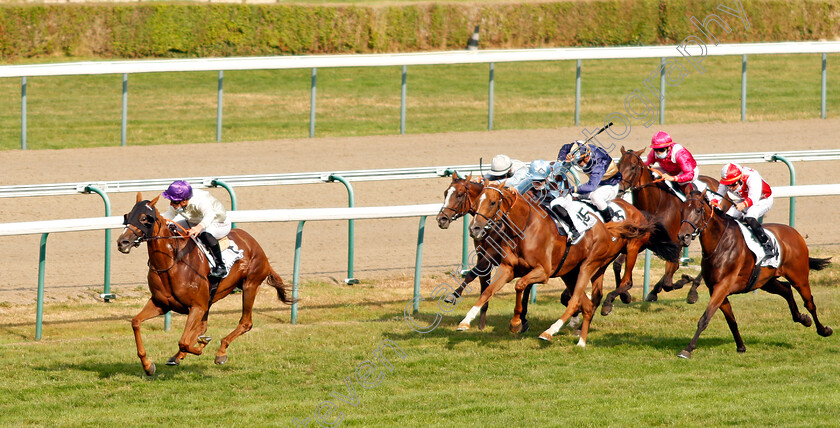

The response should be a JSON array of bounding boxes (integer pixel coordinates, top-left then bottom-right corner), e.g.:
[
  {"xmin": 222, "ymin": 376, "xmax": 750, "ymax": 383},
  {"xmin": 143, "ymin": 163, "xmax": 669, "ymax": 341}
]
[
  {"xmin": 436, "ymin": 172, "xmax": 498, "ymax": 329},
  {"xmin": 117, "ymin": 193, "xmax": 294, "ymax": 375},
  {"xmin": 676, "ymin": 190, "xmax": 832, "ymax": 358},
  {"xmin": 616, "ymin": 147, "xmax": 726, "ymax": 305},
  {"xmin": 460, "ymin": 182, "xmax": 679, "ymax": 346}
]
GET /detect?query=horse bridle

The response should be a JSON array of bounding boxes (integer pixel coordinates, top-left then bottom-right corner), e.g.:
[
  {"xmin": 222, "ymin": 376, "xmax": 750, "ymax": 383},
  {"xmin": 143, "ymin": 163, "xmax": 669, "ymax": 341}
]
[
  {"xmin": 680, "ymin": 192, "xmax": 713, "ymax": 239},
  {"xmin": 438, "ymin": 181, "xmax": 474, "ymax": 221},
  {"xmin": 473, "ymin": 186, "xmax": 517, "ymax": 231}
]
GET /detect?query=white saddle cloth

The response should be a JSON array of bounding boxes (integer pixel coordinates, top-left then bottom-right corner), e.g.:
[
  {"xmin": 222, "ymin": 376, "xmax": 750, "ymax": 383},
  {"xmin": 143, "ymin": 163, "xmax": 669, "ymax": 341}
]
[
  {"xmin": 554, "ymin": 201, "xmax": 626, "ymax": 244},
  {"xmin": 196, "ymin": 238, "xmax": 245, "ymax": 278},
  {"xmin": 735, "ymin": 221, "xmax": 782, "ymax": 268}
]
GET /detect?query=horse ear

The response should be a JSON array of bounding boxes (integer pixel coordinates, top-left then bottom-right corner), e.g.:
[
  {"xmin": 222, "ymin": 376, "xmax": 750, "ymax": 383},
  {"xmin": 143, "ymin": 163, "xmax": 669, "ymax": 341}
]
[
  {"xmin": 150, "ymin": 194, "xmax": 160, "ymax": 207},
  {"xmin": 483, "ymin": 177, "xmax": 489, "ymax": 187},
  {"xmin": 500, "ymin": 179, "xmax": 507, "ymax": 188},
  {"xmin": 620, "ymin": 146, "xmax": 626, "ymax": 154},
  {"xmin": 136, "ymin": 192, "xmax": 143, "ymax": 203},
  {"xmin": 452, "ymin": 171, "xmax": 460, "ymax": 181},
  {"xmin": 639, "ymin": 146, "xmax": 647, "ymax": 155}
]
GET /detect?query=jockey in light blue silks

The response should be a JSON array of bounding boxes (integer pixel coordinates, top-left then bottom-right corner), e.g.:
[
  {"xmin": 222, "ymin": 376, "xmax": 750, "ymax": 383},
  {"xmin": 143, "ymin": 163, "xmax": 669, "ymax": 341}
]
[
  {"xmin": 556, "ymin": 140, "xmax": 623, "ymax": 223},
  {"xmin": 483, "ymin": 154, "xmax": 529, "ymax": 189},
  {"xmin": 516, "ymin": 159, "xmax": 583, "ymax": 242}
]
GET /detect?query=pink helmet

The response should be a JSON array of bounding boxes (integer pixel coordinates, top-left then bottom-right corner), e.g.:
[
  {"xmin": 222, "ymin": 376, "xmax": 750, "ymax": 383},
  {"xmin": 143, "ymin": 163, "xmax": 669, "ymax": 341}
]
[
  {"xmin": 650, "ymin": 131, "xmax": 673, "ymax": 149},
  {"xmin": 720, "ymin": 163, "xmax": 743, "ymax": 185}
]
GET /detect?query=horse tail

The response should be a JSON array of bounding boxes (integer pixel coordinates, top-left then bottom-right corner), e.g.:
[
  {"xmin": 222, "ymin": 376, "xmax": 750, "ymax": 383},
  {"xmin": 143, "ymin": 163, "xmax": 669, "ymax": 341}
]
[
  {"xmin": 605, "ymin": 221, "xmax": 653, "ymax": 241},
  {"xmin": 645, "ymin": 221, "xmax": 681, "ymax": 263},
  {"xmin": 809, "ymin": 257, "xmax": 832, "ymax": 271},
  {"xmin": 266, "ymin": 269, "xmax": 296, "ymax": 305}
]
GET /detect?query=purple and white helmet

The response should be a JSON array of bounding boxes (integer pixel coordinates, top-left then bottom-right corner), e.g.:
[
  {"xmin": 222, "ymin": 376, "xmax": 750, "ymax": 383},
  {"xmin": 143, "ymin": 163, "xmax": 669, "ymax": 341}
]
[{"xmin": 162, "ymin": 180, "xmax": 193, "ymax": 202}]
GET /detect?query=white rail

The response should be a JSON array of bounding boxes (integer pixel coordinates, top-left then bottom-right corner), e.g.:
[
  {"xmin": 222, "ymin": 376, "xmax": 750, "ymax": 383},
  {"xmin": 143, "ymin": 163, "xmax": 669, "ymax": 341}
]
[{"xmin": 1, "ymin": 42, "xmax": 839, "ymax": 77}]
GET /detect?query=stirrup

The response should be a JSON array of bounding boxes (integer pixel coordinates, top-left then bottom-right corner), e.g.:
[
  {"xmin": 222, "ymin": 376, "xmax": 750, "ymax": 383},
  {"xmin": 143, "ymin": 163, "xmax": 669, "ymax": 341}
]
[{"xmin": 210, "ymin": 265, "xmax": 227, "ymax": 278}]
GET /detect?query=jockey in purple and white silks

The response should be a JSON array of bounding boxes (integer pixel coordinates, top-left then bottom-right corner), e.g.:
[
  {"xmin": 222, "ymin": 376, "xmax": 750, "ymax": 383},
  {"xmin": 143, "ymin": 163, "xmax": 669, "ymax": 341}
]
[
  {"xmin": 161, "ymin": 180, "xmax": 232, "ymax": 278},
  {"xmin": 710, "ymin": 163, "xmax": 777, "ymax": 259},
  {"xmin": 556, "ymin": 140, "xmax": 623, "ymax": 223}
]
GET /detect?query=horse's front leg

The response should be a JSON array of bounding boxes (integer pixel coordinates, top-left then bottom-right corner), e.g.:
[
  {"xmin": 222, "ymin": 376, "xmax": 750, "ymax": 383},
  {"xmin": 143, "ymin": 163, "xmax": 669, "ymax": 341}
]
[
  {"xmin": 510, "ymin": 266, "xmax": 548, "ymax": 334},
  {"xmin": 578, "ymin": 270, "xmax": 607, "ymax": 347},
  {"xmin": 540, "ymin": 263, "xmax": 597, "ymax": 343},
  {"xmin": 169, "ymin": 305, "xmax": 209, "ymax": 365},
  {"xmin": 646, "ymin": 260, "xmax": 680, "ymax": 302},
  {"xmin": 679, "ymin": 280, "xmax": 732, "ymax": 359},
  {"xmin": 477, "ymin": 273, "xmax": 491, "ymax": 330},
  {"xmin": 603, "ymin": 245, "xmax": 640, "ymax": 316},
  {"xmin": 611, "ymin": 254, "xmax": 631, "ymax": 303},
  {"xmin": 132, "ymin": 298, "xmax": 165, "ymax": 376},
  {"xmin": 457, "ymin": 265, "xmax": 514, "ymax": 331}
]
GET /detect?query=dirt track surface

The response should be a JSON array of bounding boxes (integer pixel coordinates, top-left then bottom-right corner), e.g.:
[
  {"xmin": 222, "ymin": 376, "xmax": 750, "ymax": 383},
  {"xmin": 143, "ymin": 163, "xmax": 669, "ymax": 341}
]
[{"xmin": 1, "ymin": 118, "xmax": 839, "ymax": 304}]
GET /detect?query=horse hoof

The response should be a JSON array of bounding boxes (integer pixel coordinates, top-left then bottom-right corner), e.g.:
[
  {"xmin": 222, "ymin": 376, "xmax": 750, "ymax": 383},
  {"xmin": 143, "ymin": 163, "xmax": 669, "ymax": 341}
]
[
  {"xmin": 799, "ymin": 314, "xmax": 813, "ymax": 327},
  {"xmin": 601, "ymin": 303, "xmax": 613, "ymax": 317},
  {"xmin": 737, "ymin": 346, "xmax": 746, "ymax": 353},
  {"xmin": 144, "ymin": 362, "xmax": 156, "ymax": 376},
  {"xmin": 166, "ymin": 357, "xmax": 180, "ymax": 366},
  {"xmin": 819, "ymin": 326, "xmax": 833, "ymax": 337},
  {"xmin": 686, "ymin": 290, "xmax": 699, "ymax": 305},
  {"xmin": 619, "ymin": 291, "xmax": 632, "ymax": 304},
  {"xmin": 443, "ymin": 294, "xmax": 457, "ymax": 305},
  {"xmin": 677, "ymin": 350, "xmax": 691, "ymax": 359},
  {"xmin": 538, "ymin": 332, "xmax": 552, "ymax": 342},
  {"xmin": 521, "ymin": 319, "xmax": 530, "ymax": 334},
  {"xmin": 456, "ymin": 323, "xmax": 470, "ymax": 331},
  {"xmin": 510, "ymin": 320, "xmax": 522, "ymax": 334},
  {"xmin": 478, "ymin": 317, "xmax": 486, "ymax": 331},
  {"xmin": 215, "ymin": 355, "xmax": 228, "ymax": 365},
  {"xmin": 197, "ymin": 335, "xmax": 212, "ymax": 345},
  {"xmin": 645, "ymin": 293, "xmax": 658, "ymax": 302}
]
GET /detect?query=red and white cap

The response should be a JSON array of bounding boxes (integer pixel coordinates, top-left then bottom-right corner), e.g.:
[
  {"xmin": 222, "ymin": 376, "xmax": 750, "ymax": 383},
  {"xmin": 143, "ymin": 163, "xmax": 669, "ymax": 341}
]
[{"xmin": 720, "ymin": 163, "xmax": 743, "ymax": 185}]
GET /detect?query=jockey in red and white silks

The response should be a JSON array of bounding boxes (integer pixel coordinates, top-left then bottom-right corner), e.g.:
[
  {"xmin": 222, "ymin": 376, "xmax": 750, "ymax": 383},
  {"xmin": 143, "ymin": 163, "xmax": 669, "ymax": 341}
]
[
  {"xmin": 710, "ymin": 163, "xmax": 777, "ymax": 258},
  {"xmin": 644, "ymin": 131, "xmax": 705, "ymax": 193}
]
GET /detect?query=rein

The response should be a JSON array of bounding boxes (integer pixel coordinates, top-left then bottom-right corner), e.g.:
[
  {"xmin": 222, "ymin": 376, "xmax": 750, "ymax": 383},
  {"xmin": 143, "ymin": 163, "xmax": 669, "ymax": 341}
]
[{"xmin": 438, "ymin": 181, "xmax": 475, "ymax": 220}]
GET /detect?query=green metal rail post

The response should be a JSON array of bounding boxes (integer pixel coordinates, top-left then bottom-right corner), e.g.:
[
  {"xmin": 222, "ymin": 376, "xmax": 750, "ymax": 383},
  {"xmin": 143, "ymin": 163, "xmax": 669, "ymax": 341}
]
[
  {"xmin": 327, "ymin": 174, "xmax": 358, "ymax": 284},
  {"xmin": 210, "ymin": 179, "xmax": 238, "ymax": 228},
  {"xmin": 768, "ymin": 154, "xmax": 796, "ymax": 227},
  {"xmin": 36, "ymin": 233, "xmax": 48, "ymax": 340},
  {"xmin": 414, "ymin": 216, "xmax": 426, "ymax": 313},
  {"xmin": 291, "ymin": 220, "xmax": 305, "ymax": 324},
  {"xmin": 642, "ymin": 249, "xmax": 651, "ymax": 300},
  {"xmin": 84, "ymin": 186, "xmax": 114, "ymax": 301}
]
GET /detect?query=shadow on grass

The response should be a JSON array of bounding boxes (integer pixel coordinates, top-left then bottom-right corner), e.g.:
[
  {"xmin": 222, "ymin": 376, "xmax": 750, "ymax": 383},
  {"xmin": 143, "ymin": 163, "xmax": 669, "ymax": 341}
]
[{"xmin": 33, "ymin": 359, "xmax": 213, "ymax": 380}]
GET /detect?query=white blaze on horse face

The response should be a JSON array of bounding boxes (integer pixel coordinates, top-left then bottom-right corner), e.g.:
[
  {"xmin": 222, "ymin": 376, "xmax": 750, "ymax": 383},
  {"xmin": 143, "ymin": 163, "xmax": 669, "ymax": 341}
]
[{"xmin": 444, "ymin": 186, "xmax": 455, "ymax": 209}]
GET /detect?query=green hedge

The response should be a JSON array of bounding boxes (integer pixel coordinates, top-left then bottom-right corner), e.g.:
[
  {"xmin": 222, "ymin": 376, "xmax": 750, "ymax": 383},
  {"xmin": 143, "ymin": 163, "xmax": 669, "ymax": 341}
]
[{"xmin": 0, "ymin": 1, "xmax": 837, "ymax": 60}]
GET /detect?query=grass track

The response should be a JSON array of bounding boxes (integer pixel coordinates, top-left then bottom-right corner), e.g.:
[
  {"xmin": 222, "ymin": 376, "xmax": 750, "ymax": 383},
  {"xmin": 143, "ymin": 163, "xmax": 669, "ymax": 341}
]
[
  {"xmin": 1, "ymin": 254, "xmax": 839, "ymax": 426},
  {"xmin": 0, "ymin": 54, "xmax": 837, "ymax": 150}
]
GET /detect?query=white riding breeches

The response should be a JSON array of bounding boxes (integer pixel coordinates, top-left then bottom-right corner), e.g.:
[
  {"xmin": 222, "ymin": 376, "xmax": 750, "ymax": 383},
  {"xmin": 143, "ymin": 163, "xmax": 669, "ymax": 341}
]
[
  {"xmin": 173, "ymin": 219, "xmax": 231, "ymax": 240},
  {"xmin": 583, "ymin": 184, "xmax": 619, "ymax": 211},
  {"xmin": 726, "ymin": 195, "xmax": 773, "ymax": 220}
]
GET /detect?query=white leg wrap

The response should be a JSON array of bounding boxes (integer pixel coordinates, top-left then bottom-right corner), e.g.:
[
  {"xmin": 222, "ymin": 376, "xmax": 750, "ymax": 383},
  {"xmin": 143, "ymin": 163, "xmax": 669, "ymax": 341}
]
[
  {"xmin": 577, "ymin": 337, "xmax": 587, "ymax": 347},
  {"xmin": 544, "ymin": 319, "xmax": 565, "ymax": 336},
  {"xmin": 460, "ymin": 306, "xmax": 481, "ymax": 325}
]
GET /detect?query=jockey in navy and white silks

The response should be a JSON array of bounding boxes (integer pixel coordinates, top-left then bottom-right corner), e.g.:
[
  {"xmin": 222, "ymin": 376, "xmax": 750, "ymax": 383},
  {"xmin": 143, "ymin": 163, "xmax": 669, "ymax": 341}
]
[
  {"xmin": 483, "ymin": 154, "xmax": 529, "ymax": 189},
  {"xmin": 556, "ymin": 140, "xmax": 623, "ymax": 223},
  {"xmin": 161, "ymin": 180, "xmax": 232, "ymax": 277},
  {"xmin": 710, "ymin": 163, "xmax": 777, "ymax": 259},
  {"xmin": 516, "ymin": 159, "xmax": 583, "ymax": 242},
  {"xmin": 644, "ymin": 131, "xmax": 704, "ymax": 195}
]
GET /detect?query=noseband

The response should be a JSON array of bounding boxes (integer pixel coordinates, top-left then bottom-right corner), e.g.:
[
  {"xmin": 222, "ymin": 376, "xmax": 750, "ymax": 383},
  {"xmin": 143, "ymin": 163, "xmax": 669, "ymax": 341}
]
[
  {"xmin": 680, "ymin": 197, "xmax": 712, "ymax": 239},
  {"xmin": 438, "ymin": 182, "xmax": 474, "ymax": 221},
  {"xmin": 473, "ymin": 186, "xmax": 515, "ymax": 230}
]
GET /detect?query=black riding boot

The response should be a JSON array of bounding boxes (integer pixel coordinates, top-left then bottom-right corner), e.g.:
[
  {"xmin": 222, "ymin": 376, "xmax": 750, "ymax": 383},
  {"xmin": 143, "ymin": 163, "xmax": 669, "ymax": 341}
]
[
  {"xmin": 199, "ymin": 232, "xmax": 227, "ymax": 278},
  {"xmin": 598, "ymin": 206, "xmax": 614, "ymax": 223},
  {"xmin": 551, "ymin": 205, "xmax": 581, "ymax": 242},
  {"xmin": 744, "ymin": 217, "xmax": 777, "ymax": 259}
]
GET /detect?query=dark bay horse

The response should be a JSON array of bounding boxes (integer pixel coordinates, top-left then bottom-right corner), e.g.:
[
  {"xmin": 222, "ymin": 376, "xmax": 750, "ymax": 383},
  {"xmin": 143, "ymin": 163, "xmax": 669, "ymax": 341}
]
[
  {"xmin": 616, "ymin": 147, "xmax": 727, "ymax": 305},
  {"xmin": 676, "ymin": 190, "xmax": 832, "ymax": 358},
  {"xmin": 117, "ymin": 193, "xmax": 295, "ymax": 375},
  {"xmin": 462, "ymin": 182, "xmax": 679, "ymax": 346}
]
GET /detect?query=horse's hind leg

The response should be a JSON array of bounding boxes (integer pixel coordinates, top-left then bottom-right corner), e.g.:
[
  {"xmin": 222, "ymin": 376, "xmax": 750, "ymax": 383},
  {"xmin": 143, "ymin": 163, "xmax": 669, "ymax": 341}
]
[
  {"xmin": 718, "ymin": 297, "xmax": 745, "ymax": 353},
  {"xmin": 761, "ymin": 278, "xmax": 812, "ymax": 327},
  {"xmin": 611, "ymin": 254, "xmax": 632, "ymax": 304},
  {"xmin": 216, "ymin": 280, "xmax": 259, "ymax": 364},
  {"xmin": 171, "ymin": 305, "xmax": 210, "ymax": 366},
  {"xmin": 787, "ymin": 273, "xmax": 833, "ymax": 337},
  {"xmin": 132, "ymin": 299, "xmax": 165, "ymax": 376},
  {"xmin": 478, "ymin": 274, "xmax": 491, "ymax": 330},
  {"xmin": 645, "ymin": 260, "xmax": 680, "ymax": 302}
]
